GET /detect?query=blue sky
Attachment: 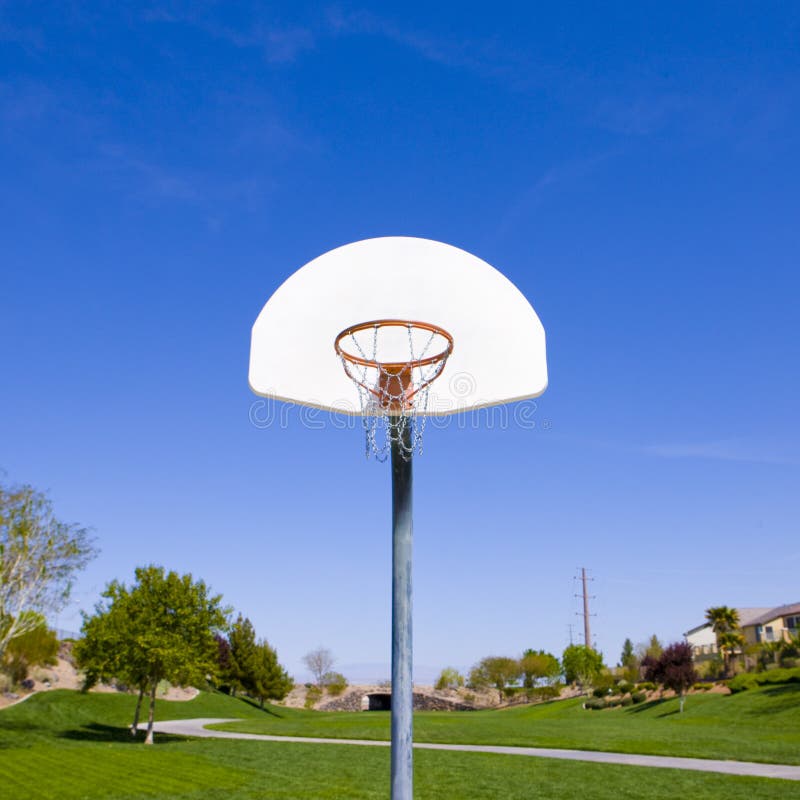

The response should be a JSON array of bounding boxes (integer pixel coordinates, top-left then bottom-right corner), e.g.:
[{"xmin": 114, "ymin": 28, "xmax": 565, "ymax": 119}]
[{"xmin": 2, "ymin": 2, "xmax": 799, "ymax": 683}]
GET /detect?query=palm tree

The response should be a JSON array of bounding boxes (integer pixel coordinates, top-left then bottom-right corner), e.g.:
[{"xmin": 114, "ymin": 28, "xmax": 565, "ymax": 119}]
[
  {"xmin": 718, "ymin": 631, "xmax": 745, "ymax": 675},
  {"xmin": 705, "ymin": 606, "xmax": 742, "ymax": 676}
]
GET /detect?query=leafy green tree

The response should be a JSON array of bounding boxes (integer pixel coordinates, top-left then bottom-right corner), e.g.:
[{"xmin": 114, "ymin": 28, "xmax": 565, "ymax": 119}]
[
  {"xmin": 520, "ymin": 649, "xmax": 560, "ymax": 689},
  {"xmin": 435, "ymin": 667, "xmax": 465, "ymax": 690},
  {"xmin": 705, "ymin": 606, "xmax": 742, "ymax": 676},
  {"xmin": 228, "ymin": 615, "xmax": 258, "ymax": 696},
  {"xmin": 635, "ymin": 635, "xmax": 663, "ymax": 664},
  {"xmin": 76, "ymin": 565, "xmax": 227, "ymax": 744},
  {"xmin": 561, "ymin": 645, "xmax": 604, "ymax": 692},
  {"xmin": 619, "ymin": 637, "xmax": 639, "ymax": 682},
  {"xmin": 0, "ymin": 481, "xmax": 97, "ymax": 659},
  {"xmin": 244, "ymin": 639, "xmax": 293, "ymax": 708},
  {"xmin": 1, "ymin": 611, "xmax": 58, "ymax": 685},
  {"xmin": 75, "ymin": 597, "xmax": 151, "ymax": 735},
  {"xmin": 620, "ymin": 638, "xmax": 636, "ymax": 668},
  {"xmin": 643, "ymin": 641, "xmax": 697, "ymax": 712},
  {"xmin": 468, "ymin": 656, "xmax": 520, "ymax": 700}
]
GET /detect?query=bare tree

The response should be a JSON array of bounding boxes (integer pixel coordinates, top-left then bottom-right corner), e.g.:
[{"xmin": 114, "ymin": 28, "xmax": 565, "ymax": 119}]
[{"xmin": 302, "ymin": 646, "xmax": 334, "ymax": 687}]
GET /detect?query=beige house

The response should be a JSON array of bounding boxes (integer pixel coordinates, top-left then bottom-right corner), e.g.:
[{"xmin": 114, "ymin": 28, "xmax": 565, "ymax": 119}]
[
  {"xmin": 684, "ymin": 608, "xmax": 772, "ymax": 660},
  {"xmin": 741, "ymin": 603, "xmax": 800, "ymax": 646}
]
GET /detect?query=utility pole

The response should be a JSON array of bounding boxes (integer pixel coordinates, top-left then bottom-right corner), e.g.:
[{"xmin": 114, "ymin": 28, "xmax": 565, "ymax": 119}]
[{"xmin": 574, "ymin": 567, "xmax": 596, "ymax": 649}]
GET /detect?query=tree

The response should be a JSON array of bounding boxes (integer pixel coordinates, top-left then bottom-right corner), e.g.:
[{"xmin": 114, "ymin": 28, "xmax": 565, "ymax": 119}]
[
  {"xmin": 619, "ymin": 638, "xmax": 636, "ymax": 668},
  {"xmin": 244, "ymin": 639, "xmax": 293, "ymax": 708},
  {"xmin": 213, "ymin": 633, "xmax": 234, "ymax": 692},
  {"xmin": 718, "ymin": 631, "xmax": 746, "ymax": 675},
  {"xmin": 561, "ymin": 645, "xmax": 604, "ymax": 692},
  {"xmin": 228, "ymin": 615, "xmax": 258, "ymax": 696},
  {"xmin": 468, "ymin": 656, "xmax": 521, "ymax": 700},
  {"xmin": 643, "ymin": 642, "xmax": 697, "ymax": 712},
  {"xmin": 705, "ymin": 606, "xmax": 741, "ymax": 676},
  {"xmin": 303, "ymin": 646, "xmax": 335, "ymax": 688},
  {"xmin": 0, "ymin": 482, "xmax": 97, "ymax": 659},
  {"xmin": 435, "ymin": 667, "xmax": 465, "ymax": 690},
  {"xmin": 1, "ymin": 611, "xmax": 58, "ymax": 685},
  {"xmin": 619, "ymin": 638, "xmax": 639, "ymax": 682},
  {"xmin": 76, "ymin": 565, "xmax": 227, "ymax": 744},
  {"xmin": 520, "ymin": 649, "xmax": 560, "ymax": 689},
  {"xmin": 75, "ymin": 591, "xmax": 152, "ymax": 735}
]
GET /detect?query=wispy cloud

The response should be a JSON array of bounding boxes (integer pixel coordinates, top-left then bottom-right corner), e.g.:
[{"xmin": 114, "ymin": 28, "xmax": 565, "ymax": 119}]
[
  {"xmin": 141, "ymin": 5, "xmax": 315, "ymax": 63},
  {"xmin": 495, "ymin": 151, "xmax": 619, "ymax": 237},
  {"xmin": 325, "ymin": 7, "xmax": 549, "ymax": 88},
  {"xmin": 644, "ymin": 439, "xmax": 798, "ymax": 466}
]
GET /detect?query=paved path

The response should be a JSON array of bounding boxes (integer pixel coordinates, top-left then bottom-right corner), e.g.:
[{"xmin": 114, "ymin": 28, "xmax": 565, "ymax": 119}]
[{"xmin": 144, "ymin": 718, "xmax": 800, "ymax": 781}]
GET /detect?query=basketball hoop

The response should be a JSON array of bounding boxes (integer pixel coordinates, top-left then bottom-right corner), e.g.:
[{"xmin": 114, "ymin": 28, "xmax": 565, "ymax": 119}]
[
  {"xmin": 335, "ymin": 319, "xmax": 454, "ymax": 460},
  {"xmin": 251, "ymin": 237, "xmax": 547, "ymax": 800}
]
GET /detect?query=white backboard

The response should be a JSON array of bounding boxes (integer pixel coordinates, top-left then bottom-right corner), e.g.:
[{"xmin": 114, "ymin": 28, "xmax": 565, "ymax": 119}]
[{"xmin": 249, "ymin": 236, "xmax": 547, "ymax": 416}]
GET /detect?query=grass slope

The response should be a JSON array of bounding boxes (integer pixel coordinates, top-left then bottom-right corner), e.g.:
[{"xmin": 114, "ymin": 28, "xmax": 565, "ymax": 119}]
[
  {"xmin": 213, "ymin": 684, "xmax": 800, "ymax": 765},
  {"xmin": 0, "ymin": 690, "xmax": 798, "ymax": 800}
]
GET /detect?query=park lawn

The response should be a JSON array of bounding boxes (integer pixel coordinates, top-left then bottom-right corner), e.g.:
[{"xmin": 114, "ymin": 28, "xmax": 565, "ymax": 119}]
[
  {"xmin": 1, "ymin": 691, "xmax": 798, "ymax": 800},
  {"xmin": 212, "ymin": 683, "xmax": 800, "ymax": 765}
]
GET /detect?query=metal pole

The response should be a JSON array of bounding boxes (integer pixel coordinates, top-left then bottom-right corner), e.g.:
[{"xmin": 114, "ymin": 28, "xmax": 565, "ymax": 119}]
[
  {"xmin": 582, "ymin": 567, "xmax": 592, "ymax": 649},
  {"xmin": 390, "ymin": 423, "xmax": 413, "ymax": 800}
]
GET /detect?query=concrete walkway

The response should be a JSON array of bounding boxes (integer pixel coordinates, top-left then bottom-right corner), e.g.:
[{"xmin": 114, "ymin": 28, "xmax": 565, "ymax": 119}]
[{"xmin": 144, "ymin": 718, "xmax": 800, "ymax": 781}]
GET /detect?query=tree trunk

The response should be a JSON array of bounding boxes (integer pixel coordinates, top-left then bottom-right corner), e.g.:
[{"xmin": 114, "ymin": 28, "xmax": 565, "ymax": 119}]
[
  {"xmin": 260, "ymin": 696, "xmax": 264, "ymax": 709},
  {"xmin": 130, "ymin": 685, "xmax": 144, "ymax": 736},
  {"xmin": 679, "ymin": 691, "xmax": 685, "ymax": 713},
  {"xmin": 144, "ymin": 681, "xmax": 157, "ymax": 745}
]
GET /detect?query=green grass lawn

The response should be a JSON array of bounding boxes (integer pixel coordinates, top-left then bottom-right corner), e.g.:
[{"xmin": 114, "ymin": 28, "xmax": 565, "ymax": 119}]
[
  {"xmin": 0, "ymin": 689, "xmax": 799, "ymax": 800},
  {"xmin": 213, "ymin": 683, "xmax": 800, "ymax": 765}
]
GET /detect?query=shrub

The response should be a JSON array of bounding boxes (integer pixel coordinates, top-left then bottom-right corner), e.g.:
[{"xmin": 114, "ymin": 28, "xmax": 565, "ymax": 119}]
[
  {"xmin": 631, "ymin": 691, "xmax": 647, "ymax": 704},
  {"xmin": 584, "ymin": 697, "xmax": 606, "ymax": 710},
  {"xmin": 728, "ymin": 667, "xmax": 800, "ymax": 694},
  {"xmin": 617, "ymin": 680, "xmax": 634, "ymax": 695},
  {"xmin": 636, "ymin": 681, "xmax": 656, "ymax": 691},
  {"xmin": 304, "ymin": 685, "xmax": 322, "ymax": 708},
  {"xmin": 592, "ymin": 672, "xmax": 616, "ymax": 694},
  {"xmin": 592, "ymin": 687, "xmax": 608, "ymax": 698},
  {"xmin": 607, "ymin": 698, "xmax": 622, "ymax": 707},
  {"xmin": 529, "ymin": 684, "xmax": 561, "ymax": 701},
  {"xmin": 322, "ymin": 672, "xmax": 348, "ymax": 696},
  {"xmin": 621, "ymin": 696, "xmax": 633, "ymax": 706},
  {"xmin": 693, "ymin": 682, "xmax": 710, "ymax": 691},
  {"xmin": 781, "ymin": 658, "xmax": 798, "ymax": 669},
  {"xmin": 1, "ymin": 618, "xmax": 59, "ymax": 686},
  {"xmin": 435, "ymin": 667, "xmax": 465, "ymax": 690},
  {"xmin": 21, "ymin": 678, "xmax": 35, "ymax": 690}
]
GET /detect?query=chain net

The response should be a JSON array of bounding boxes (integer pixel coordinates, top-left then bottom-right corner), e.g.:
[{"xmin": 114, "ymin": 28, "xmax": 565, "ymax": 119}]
[{"xmin": 336, "ymin": 321, "xmax": 453, "ymax": 461}]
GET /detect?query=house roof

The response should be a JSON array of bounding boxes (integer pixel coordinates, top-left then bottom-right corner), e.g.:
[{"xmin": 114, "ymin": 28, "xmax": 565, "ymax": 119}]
[
  {"xmin": 684, "ymin": 608, "xmax": 773, "ymax": 636},
  {"xmin": 684, "ymin": 622, "xmax": 711, "ymax": 636},
  {"xmin": 737, "ymin": 607, "xmax": 774, "ymax": 626},
  {"xmin": 744, "ymin": 603, "xmax": 800, "ymax": 628}
]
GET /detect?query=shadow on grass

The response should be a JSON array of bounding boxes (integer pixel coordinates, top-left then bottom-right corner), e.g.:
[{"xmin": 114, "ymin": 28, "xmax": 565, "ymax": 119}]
[
  {"xmin": 624, "ymin": 698, "xmax": 669, "ymax": 715},
  {"xmin": 0, "ymin": 720, "xmax": 51, "ymax": 748},
  {"xmin": 59, "ymin": 722, "xmax": 189, "ymax": 745},
  {"xmin": 759, "ymin": 683, "xmax": 800, "ymax": 698},
  {"xmin": 237, "ymin": 697, "xmax": 286, "ymax": 718}
]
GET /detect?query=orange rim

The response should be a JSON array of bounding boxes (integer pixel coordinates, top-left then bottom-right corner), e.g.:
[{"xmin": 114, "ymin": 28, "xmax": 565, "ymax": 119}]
[{"xmin": 334, "ymin": 319, "xmax": 454, "ymax": 407}]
